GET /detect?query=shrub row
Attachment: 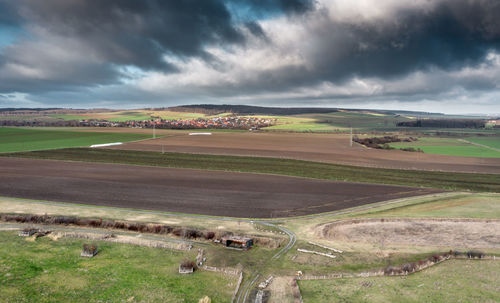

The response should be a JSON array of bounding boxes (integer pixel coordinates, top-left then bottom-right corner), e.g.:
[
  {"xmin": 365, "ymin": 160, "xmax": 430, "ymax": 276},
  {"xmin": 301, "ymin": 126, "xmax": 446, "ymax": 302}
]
[
  {"xmin": 353, "ymin": 136, "xmax": 418, "ymax": 149},
  {"xmin": 397, "ymin": 119, "xmax": 486, "ymax": 129},
  {"xmin": 384, "ymin": 250, "xmax": 485, "ymax": 276},
  {"xmin": 1, "ymin": 213, "xmax": 216, "ymax": 240}
]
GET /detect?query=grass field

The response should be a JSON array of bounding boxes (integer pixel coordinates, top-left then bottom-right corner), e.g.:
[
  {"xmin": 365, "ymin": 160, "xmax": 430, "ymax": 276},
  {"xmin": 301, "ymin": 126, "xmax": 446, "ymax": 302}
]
[
  {"xmin": 361, "ymin": 193, "xmax": 500, "ymax": 219},
  {"xmin": 0, "ymin": 128, "xmax": 152, "ymax": 153},
  {"xmin": 389, "ymin": 137, "xmax": 500, "ymax": 158},
  {"xmin": 0, "ymin": 115, "xmax": 59, "ymax": 122},
  {"xmin": 3, "ymin": 148, "xmax": 499, "ymax": 192},
  {"xmin": 262, "ymin": 111, "xmax": 410, "ymax": 132},
  {"xmin": 466, "ymin": 137, "xmax": 500, "ymax": 149},
  {"xmin": 49, "ymin": 110, "xmax": 232, "ymax": 122},
  {"xmin": 298, "ymin": 259, "xmax": 500, "ymax": 303},
  {"xmin": 0, "ymin": 232, "xmax": 235, "ymax": 303}
]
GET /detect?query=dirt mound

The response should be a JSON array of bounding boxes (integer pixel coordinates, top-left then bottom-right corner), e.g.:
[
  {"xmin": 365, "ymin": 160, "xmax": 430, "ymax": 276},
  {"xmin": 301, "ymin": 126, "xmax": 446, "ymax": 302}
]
[{"xmin": 318, "ymin": 218, "xmax": 500, "ymax": 249}]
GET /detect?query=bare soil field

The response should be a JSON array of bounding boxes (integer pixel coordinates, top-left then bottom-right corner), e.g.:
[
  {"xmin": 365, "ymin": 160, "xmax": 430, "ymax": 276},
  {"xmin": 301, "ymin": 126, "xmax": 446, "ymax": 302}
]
[
  {"xmin": 319, "ymin": 218, "xmax": 500, "ymax": 249},
  {"xmin": 0, "ymin": 158, "xmax": 438, "ymax": 218},
  {"xmin": 105, "ymin": 132, "xmax": 500, "ymax": 174}
]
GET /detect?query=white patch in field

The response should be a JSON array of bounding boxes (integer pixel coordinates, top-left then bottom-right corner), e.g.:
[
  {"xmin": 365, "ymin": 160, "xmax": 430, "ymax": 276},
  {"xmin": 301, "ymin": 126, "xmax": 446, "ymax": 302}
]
[{"xmin": 89, "ymin": 142, "xmax": 123, "ymax": 148}]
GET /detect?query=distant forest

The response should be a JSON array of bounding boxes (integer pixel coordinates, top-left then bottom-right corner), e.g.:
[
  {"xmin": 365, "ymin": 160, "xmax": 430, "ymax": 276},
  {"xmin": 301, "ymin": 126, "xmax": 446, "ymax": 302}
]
[
  {"xmin": 165, "ymin": 104, "xmax": 445, "ymax": 117},
  {"xmin": 397, "ymin": 119, "xmax": 486, "ymax": 128},
  {"xmin": 167, "ymin": 104, "xmax": 340, "ymax": 115}
]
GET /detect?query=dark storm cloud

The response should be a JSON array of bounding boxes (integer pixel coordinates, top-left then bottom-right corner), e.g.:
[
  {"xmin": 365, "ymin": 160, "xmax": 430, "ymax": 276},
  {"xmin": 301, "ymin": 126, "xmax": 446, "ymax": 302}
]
[
  {"xmin": 228, "ymin": 0, "xmax": 314, "ymax": 16},
  {"xmin": 323, "ymin": 1, "xmax": 500, "ymax": 79},
  {"xmin": 0, "ymin": 0, "xmax": 499, "ymax": 109},
  {"xmin": 236, "ymin": 0, "xmax": 500, "ymax": 94},
  {"xmin": 13, "ymin": 0, "xmax": 247, "ymax": 71},
  {"xmin": 0, "ymin": 0, "xmax": 314, "ymax": 95},
  {"xmin": 0, "ymin": 0, "xmax": 19, "ymax": 26},
  {"xmin": 8, "ymin": 0, "xmax": 313, "ymax": 71},
  {"xmin": 245, "ymin": 21, "xmax": 268, "ymax": 40}
]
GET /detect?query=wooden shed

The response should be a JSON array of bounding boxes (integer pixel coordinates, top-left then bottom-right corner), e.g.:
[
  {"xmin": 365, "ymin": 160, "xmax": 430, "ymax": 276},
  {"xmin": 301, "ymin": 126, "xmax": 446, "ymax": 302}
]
[{"xmin": 221, "ymin": 236, "xmax": 253, "ymax": 249}]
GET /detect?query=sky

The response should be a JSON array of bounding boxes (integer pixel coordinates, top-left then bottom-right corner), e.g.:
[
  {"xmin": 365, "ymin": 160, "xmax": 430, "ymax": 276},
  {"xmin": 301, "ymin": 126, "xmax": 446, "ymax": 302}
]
[{"xmin": 0, "ymin": 0, "xmax": 499, "ymax": 114}]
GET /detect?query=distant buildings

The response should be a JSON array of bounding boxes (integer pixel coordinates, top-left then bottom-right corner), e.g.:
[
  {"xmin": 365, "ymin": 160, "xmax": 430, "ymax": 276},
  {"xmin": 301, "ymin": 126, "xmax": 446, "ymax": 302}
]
[
  {"xmin": 124, "ymin": 116, "xmax": 275, "ymax": 130},
  {"xmin": 0, "ymin": 115, "xmax": 275, "ymax": 130}
]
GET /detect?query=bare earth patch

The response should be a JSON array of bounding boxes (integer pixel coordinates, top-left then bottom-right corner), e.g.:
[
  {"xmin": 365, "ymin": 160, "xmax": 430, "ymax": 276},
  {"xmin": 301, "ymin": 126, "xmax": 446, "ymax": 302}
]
[
  {"xmin": 0, "ymin": 157, "xmax": 438, "ymax": 218},
  {"xmin": 319, "ymin": 218, "xmax": 500, "ymax": 249},
  {"xmin": 107, "ymin": 132, "xmax": 500, "ymax": 173}
]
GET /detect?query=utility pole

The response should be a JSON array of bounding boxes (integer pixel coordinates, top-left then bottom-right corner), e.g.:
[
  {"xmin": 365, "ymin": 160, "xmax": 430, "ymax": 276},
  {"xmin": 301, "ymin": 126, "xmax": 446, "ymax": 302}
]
[{"xmin": 350, "ymin": 126, "xmax": 353, "ymax": 147}]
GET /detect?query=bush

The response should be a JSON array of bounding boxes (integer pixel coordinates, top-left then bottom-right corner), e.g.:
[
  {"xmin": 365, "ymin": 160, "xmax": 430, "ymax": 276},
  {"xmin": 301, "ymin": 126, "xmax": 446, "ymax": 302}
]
[
  {"xmin": 204, "ymin": 231, "xmax": 215, "ymax": 240},
  {"xmin": 466, "ymin": 251, "xmax": 485, "ymax": 259},
  {"xmin": 82, "ymin": 243, "xmax": 98, "ymax": 254},
  {"xmin": 180, "ymin": 259, "xmax": 195, "ymax": 269},
  {"xmin": 384, "ymin": 266, "xmax": 403, "ymax": 275},
  {"xmin": 172, "ymin": 228, "xmax": 183, "ymax": 237},
  {"xmin": 402, "ymin": 262, "xmax": 417, "ymax": 273},
  {"xmin": 127, "ymin": 223, "xmax": 139, "ymax": 231}
]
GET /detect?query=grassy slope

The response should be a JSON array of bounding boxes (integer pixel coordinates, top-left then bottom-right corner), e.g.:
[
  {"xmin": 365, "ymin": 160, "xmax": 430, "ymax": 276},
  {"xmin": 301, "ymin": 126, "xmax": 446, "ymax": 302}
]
[
  {"xmin": 390, "ymin": 137, "xmax": 500, "ymax": 158},
  {"xmin": 299, "ymin": 260, "xmax": 500, "ymax": 303},
  {"xmin": 360, "ymin": 193, "xmax": 500, "ymax": 219},
  {"xmin": 0, "ymin": 232, "xmax": 234, "ymax": 303},
  {"xmin": 0, "ymin": 128, "xmax": 151, "ymax": 153},
  {"xmin": 283, "ymin": 192, "xmax": 500, "ymax": 244},
  {"xmin": 2, "ymin": 148, "xmax": 499, "ymax": 192}
]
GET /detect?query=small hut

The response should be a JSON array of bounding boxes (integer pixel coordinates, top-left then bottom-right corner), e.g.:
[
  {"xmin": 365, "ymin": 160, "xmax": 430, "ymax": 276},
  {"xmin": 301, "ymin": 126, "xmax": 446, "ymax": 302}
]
[
  {"xmin": 179, "ymin": 260, "xmax": 195, "ymax": 274},
  {"xmin": 81, "ymin": 243, "xmax": 98, "ymax": 258},
  {"xmin": 221, "ymin": 236, "xmax": 253, "ymax": 249}
]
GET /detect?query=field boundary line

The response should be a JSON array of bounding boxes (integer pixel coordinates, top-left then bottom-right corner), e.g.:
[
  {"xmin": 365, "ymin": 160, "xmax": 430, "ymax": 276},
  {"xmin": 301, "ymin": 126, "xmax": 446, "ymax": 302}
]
[
  {"xmin": 458, "ymin": 139, "xmax": 500, "ymax": 152},
  {"xmin": 297, "ymin": 256, "xmax": 499, "ymax": 281}
]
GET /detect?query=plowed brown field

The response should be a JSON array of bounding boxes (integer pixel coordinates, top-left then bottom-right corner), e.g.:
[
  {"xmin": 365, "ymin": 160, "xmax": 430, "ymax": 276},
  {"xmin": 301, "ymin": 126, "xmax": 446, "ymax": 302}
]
[
  {"xmin": 105, "ymin": 132, "xmax": 500, "ymax": 174},
  {"xmin": 0, "ymin": 158, "xmax": 440, "ymax": 218}
]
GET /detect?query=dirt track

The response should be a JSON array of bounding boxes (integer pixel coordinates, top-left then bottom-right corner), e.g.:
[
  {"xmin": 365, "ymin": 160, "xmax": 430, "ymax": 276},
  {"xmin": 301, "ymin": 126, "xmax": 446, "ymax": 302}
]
[
  {"xmin": 105, "ymin": 132, "xmax": 500, "ymax": 174},
  {"xmin": 0, "ymin": 158, "xmax": 439, "ymax": 218}
]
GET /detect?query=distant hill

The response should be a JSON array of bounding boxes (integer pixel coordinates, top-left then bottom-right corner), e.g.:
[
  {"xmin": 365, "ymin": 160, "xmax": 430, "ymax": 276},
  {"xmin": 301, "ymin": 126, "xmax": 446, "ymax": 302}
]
[
  {"xmin": 0, "ymin": 108, "xmax": 62, "ymax": 112},
  {"xmin": 167, "ymin": 104, "xmax": 442, "ymax": 116},
  {"xmin": 167, "ymin": 104, "xmax": 340, "ymax": 115}
]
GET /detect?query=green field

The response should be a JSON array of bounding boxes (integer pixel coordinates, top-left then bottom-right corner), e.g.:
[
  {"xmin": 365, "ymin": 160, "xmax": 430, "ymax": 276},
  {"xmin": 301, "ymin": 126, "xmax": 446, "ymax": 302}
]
[
  {"xmin": 466, "ymin": 137, "xmax": 500, "ymax": 149},
  {"xmin": 361, "ymin": 193, "xmax": 500, "ymax": 219},
  {"xmin": 389, "ymin": 137, "xmax": 500, "ymax": 158},
  {"xmin": 0, "ymin": 232, "xmax": 234, "ymax": 303},
  {"xmin": 262, "ymin": 111, "xmax": 410, "ymax": 132},
  {"xmin": 49, "ymin": 110, "xmax": 231, "ymax": 122},
  {"xmin": 0, "ymin": 128, "xmax": 152, "ymax": 153},
  {"xmin": 299, "ymin": 259, "xmax": 500, "ymax": 303},
  {"xmin": 0, "ymin": 115, "xmax": 59, "ymax": 122},
  {"xmin": 3, "ymin": 148, "xmax": 499, "ymax": 192}
]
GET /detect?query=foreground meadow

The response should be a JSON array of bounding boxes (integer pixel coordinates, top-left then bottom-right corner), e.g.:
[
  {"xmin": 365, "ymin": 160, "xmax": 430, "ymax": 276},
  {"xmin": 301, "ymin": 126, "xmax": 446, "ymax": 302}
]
[
  {"xmin": 299, "ymin": 259, "xmax": 500, "ymax": 303},
  {"xmin": 0, "ymin": 232, "xmax": 235, "ymax": 303}
]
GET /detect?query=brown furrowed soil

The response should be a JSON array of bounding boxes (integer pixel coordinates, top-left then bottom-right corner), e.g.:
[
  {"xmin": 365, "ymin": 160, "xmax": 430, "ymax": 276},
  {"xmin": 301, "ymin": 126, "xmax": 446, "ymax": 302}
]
[
  {"xmin": 105, "ymin": 132, "xmax": 500, "ymax": 174},
  {"xmin": 318, "ymin": 218, "xmax": 500, "ymax": 249},
  {"xmin": 0, "ymin": 158, "xmax": 439, "ymax": 218}
]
